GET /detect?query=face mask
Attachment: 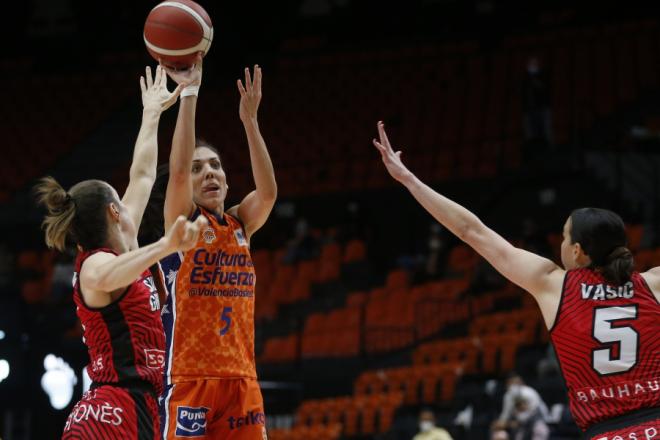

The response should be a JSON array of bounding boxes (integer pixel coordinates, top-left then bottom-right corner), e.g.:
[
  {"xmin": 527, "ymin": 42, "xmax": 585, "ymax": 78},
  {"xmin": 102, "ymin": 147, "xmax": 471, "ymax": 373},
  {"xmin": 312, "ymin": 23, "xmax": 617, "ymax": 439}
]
[{"xmin": 419, "ymin": 421, "xmax": 434, "ymax": 432}]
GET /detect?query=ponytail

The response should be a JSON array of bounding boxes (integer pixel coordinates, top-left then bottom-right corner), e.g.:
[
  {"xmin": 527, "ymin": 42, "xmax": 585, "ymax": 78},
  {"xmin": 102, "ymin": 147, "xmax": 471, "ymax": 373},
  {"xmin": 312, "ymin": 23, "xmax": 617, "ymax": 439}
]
[
  {"xmin": 570, "ymin": 208, "xmax": 634, "ymax": 285},
  {"xmin": 35, "ymin": 176, "xmax": 76, "ymax": 251},
  {"xmin": 600, "ymin": 246, "xmax": 634, "ymax": 285},
  {"xmin": 35, "ymin": 177, "xmax": 117, "ymax": 251}
]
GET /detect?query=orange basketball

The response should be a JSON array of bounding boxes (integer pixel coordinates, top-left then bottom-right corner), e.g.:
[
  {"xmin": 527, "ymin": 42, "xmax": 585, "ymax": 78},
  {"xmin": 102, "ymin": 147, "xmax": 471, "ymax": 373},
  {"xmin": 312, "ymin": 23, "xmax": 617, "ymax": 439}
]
[{"xmin": 143, "ymin": 0, "xmax": 213, "ymax": 70}]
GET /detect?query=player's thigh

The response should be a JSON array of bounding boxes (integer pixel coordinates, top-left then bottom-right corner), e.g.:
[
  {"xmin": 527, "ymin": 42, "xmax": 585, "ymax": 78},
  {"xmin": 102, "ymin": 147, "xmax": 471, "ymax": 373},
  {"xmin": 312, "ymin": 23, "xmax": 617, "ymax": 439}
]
[
  {"xmin": 161, "ymin": 381, "xmax": 215, "ymax": 440},
  {"xmin": 63, "ymin": 385, "xmax": 158, "ymax": 440},
  {"xmin": 208, "ymin": 379, "xmax": 267, "ymax": 440}
]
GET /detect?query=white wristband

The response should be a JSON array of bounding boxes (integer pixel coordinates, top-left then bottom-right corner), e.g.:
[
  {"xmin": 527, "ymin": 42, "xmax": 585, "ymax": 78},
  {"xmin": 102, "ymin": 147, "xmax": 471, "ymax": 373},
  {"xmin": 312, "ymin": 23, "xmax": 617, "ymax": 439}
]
[{"xmin": 181, "ymin": 85, "xmax": 199, "ymax": 97}]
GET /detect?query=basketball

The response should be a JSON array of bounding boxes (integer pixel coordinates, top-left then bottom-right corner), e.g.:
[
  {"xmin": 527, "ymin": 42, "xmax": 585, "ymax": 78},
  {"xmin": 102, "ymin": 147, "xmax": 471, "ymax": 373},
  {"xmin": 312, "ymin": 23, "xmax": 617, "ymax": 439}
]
[{"xmin": 143, "ymin": 0, "xmax": 213, "ymax": 70}]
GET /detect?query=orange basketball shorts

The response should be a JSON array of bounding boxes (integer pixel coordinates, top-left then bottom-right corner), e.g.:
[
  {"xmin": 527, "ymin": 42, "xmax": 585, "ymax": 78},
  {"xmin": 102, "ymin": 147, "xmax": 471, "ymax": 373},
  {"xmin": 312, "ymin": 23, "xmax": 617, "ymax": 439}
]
[{"xmin": 159, "ymin": 378, "xmax": 266, "ymax": 439}]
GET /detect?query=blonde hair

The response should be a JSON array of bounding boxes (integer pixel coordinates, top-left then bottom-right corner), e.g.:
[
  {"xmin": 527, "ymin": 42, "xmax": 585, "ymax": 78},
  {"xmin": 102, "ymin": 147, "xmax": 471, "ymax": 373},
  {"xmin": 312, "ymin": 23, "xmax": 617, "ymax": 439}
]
[
  {"xmin": 35, "ymin": 177, "xmax": 117, "ymax": 251},
  {"xmin": 35, "ymin": 177, "xmax": 76, "ymax": 251}
]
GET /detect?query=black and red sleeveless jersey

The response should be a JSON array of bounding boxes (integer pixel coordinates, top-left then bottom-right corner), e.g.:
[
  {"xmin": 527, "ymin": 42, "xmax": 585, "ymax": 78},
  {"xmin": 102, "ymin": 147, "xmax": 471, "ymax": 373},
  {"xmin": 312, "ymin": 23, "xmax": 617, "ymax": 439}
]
[
  {"xmin": 73, "ymin": 248, "xmax": 166, "ymax": 394},
  {"xmin": 551, "ymin": 268, "xmax": 660, "ymax": 431}
]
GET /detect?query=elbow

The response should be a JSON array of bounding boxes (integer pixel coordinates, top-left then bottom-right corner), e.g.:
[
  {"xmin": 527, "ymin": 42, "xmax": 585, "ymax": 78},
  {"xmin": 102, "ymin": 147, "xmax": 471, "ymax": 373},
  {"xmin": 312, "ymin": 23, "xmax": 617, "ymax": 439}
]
[
  {"xmin": 130, "ymin": 169, "xmax": 156, "ymax": 185},
  {"xmin": 455, "ymin": 222, "xmax": 473, "ymax": 243},
  {"xmin": 259, "ymin": 183, "xmax": 277, "ymax": 204},
  {"xmin": 458, "ymin": 219, "xmax": 486, "ymax": 245},
  {"xmin": 129, "ymin": 160, "xmax": 157, "ymax": 183}
]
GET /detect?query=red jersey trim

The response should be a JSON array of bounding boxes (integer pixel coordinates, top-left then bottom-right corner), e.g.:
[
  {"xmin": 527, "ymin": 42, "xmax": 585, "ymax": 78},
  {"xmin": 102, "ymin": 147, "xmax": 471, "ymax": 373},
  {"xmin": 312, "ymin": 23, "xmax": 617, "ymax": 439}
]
[{"xmin": 548, "ymin": 271, "xmax": 569, "ymax": 333}]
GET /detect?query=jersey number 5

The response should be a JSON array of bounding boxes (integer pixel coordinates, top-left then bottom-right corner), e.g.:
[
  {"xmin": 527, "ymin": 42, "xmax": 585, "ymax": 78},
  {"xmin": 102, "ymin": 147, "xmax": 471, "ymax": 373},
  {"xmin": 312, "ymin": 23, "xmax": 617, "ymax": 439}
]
[
  {"xmin": 591, "ymin": 305, "xmax": 638, "ymax": 375},
  {"xmin": 220, "ymin": 306, "xmax": 232, "ymax": 336}
]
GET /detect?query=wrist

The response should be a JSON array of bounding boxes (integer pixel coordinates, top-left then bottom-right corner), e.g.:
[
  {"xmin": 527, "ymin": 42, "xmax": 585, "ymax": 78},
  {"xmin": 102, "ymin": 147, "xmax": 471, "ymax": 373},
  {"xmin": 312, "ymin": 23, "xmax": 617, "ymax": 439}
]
[
  {"xmin": 181, "ymin": 84, "xmax": 200, "ymax": 98},
  {"xmin": 142, "ymin": 107, "xmax": 162, "ymax": 118},
  {"xmin": 241, "ymin": 116, "xmax": 259, "ymax": 127},
  {"xmin": 157, "ymin": 237, "xmax": 175, "ymax": 255},
  {"xmin": 400, "ymin": 171, "xmax": 417, "ymax": 188}
]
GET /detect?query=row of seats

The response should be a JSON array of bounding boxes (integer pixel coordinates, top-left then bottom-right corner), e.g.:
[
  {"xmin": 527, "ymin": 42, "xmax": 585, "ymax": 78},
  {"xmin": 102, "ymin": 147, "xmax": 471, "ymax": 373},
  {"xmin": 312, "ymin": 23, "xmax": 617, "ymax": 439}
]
[
  {"xmin": 1, "ymin": 71, "xmax": 134, "ymax": 200},
  {"xmin": 256, "ymin": 240, "xmax": 475, "ymax": 324},
  {"xmin": 253, "ymin": 239, "xmax": 366, "ymax": 321},
  {"xmin": 277, "ymin": 293, "xmax": 544, "ymax": 436},
  {"xmin": 293, "ymin": 392, "xmax": 403, "ymax": 437},
  {"xmin": 183, "ymin": 19, "xmax": 660, "ymax": 198},
  {"xmin": 268, "ymin": 423, "xmax": 341, "ymax": 440},
  {"xmin": 259, "ymin": 281, "xmax": 520, "ymax": 363},
  {"xmin": 354, "ymin": 363, "xmax": 464, "ymax": 404}
]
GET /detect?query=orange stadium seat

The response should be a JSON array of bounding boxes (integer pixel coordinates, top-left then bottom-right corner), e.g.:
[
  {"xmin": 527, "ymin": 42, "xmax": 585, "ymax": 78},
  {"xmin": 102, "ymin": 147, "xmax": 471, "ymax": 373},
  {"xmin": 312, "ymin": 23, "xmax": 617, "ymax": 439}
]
[
  {"xmin": 478, "ymin": 332, "xmax": 525, "ymax": 374},
  {"xmin": 385, "ymin": 269, "xmax": 409, "ymax": 291},
  {"xmin": 317, "ymin": 242, "xmax": 342, "ymax": 282},
  {"xmin": 259, "ymin": 333, "xmax": 299, "ymax": 364},
  {"xmin": 343, "ymin": 239, "xmax": 366, "ymax": 263},
  {"xmin": 346, "ymin": 291, "xmax": 367, "ymax": 307}
]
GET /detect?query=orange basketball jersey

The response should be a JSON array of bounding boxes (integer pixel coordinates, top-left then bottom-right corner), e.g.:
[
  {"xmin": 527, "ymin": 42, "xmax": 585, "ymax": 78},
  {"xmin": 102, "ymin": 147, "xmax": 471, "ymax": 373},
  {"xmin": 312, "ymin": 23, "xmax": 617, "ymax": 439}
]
[{"xmin": 159, "ymin": 207, "xmax": 256, "ymax": 383}]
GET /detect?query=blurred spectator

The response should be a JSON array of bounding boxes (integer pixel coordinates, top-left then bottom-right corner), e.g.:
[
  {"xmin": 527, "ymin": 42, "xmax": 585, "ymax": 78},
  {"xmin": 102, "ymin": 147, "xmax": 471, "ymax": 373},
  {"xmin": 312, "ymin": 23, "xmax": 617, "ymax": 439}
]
[
  {"xmin": 491, "ymin": 429, "xmax": 510, "ymax": 440},
  {"xmin": 498, "ymin": 373, "xmax": 549, "ymax": 425},
  {"xmin": 522, "ymin": 56, "xmax": 553, "ymax": 152},
  {"xmin": 413, "ymin": 409, "xmax": 453, "ymax": 440},
  {"xmin": 510, "ymin": 395, "xmax": 550, "ymax": 440},
  {"xmin": 283, "ymin": 218, "xmax": 320, "ymax": 263},
  {"xmin": 536, "ymin": 344, "xmax": 560, "ymax": 378},
  {"xmin": 425, "ymin": 223, "xmax": 447, "ymax": 278}
]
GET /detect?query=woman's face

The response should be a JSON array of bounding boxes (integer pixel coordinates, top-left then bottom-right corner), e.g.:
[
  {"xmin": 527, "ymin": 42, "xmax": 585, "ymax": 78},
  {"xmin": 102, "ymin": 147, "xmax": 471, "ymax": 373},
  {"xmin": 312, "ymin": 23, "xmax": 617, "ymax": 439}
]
[{"xmin": 191, "ymin": 146, "xmax": 228, "ymax": 212}]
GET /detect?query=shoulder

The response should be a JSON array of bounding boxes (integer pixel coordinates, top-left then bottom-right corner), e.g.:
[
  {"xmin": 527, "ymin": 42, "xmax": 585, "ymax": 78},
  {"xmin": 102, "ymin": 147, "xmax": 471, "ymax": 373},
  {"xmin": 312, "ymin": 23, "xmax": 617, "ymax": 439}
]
[
  {"xmin": 226, "ymin": 206, "xmax": 247, "ymax": 231},
  {"xmin": 80, "ymin": 250, "xmax": 116, "ymax": 273}
]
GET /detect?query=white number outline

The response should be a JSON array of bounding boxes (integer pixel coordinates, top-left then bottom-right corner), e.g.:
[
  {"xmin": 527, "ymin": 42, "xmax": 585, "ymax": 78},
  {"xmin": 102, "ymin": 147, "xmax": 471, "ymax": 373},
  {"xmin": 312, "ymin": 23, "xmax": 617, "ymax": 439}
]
[{"xmin": 591, "ymin": 305, "xmax": 639, "ymax": 376}]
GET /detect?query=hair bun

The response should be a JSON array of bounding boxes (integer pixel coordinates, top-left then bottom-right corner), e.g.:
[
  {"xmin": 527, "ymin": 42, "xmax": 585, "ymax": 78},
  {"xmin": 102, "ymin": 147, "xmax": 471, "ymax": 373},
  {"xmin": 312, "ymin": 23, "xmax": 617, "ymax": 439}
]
[{"xmin": 606, "ymin": 246, "xmax": 632, "ymax": 263}]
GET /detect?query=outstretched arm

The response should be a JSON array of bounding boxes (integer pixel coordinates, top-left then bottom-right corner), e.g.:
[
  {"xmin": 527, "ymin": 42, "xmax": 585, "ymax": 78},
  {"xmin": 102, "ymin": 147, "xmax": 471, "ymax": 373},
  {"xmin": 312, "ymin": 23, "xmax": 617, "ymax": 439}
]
[
  {"xmin": 164, "ymin": 55, "xmax": 203, "ymax": 233},
  {"xmin": 228, "ymin": 65, "xmax": 277, "ymax": 239},
  {"xmin": 80, "ymin": 215, "xmax": 207, "ymax": 306},
  {"xmin": 122, "ymin": 65, "xmax": 183, "ymax": 246},
  {"xmin": 373, "ymin": 122, "xmax": 564, "ymax": 318},
  {"xmin": 639, "ymin": 269, "xmax": 660, "ymax": 302}
]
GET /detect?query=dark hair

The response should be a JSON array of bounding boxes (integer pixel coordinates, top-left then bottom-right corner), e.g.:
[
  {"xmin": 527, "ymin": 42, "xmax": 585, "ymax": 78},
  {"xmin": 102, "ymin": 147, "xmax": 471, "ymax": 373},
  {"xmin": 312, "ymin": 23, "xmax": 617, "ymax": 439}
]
[
  {"xmin": 569, "ymin": 208, "xmax": 634, "ymax": 285},
  {"xmin": 35, "ymin": 177, "xmax": 117, "ymax": 251},
  {"xmin": 139, "ymin": 164, "xmax": 169, "ymax": 246},
  {"xmin": 196, "ymin": 137, "xmax": 222, "ymax": 163}
]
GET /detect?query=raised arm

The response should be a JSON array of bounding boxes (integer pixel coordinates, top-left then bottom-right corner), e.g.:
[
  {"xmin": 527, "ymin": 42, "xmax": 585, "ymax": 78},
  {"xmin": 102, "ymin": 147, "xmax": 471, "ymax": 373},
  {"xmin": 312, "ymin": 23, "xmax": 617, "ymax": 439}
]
[
  {"xmin": 80, "ymin": 215, "xmax": 207, "ymax": 307},
  {"xmin": 373, "ymin": 122, "xmax": 565, "ymax": 324},
  {"xmin": 122, "ymin": 65, "xmax": 183, "ymax": 246},
  {"xmin": 639, "ymin": 269, "xmax": 660, "ymax": 302},
  {"xmin": 164, "ymin": 55, "xmax": 203, "ymax": 232},
  {"xmin": 227, "ymin": 65, "xmax": 277, "ymax": 239}
]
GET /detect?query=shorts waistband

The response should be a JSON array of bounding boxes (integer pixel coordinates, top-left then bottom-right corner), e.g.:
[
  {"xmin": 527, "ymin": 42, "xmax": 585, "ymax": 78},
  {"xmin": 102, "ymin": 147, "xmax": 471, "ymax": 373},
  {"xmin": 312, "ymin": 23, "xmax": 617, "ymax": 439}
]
[{"xmin": 584, "ymin": 406, "xmax": 660, "ymax": 438}]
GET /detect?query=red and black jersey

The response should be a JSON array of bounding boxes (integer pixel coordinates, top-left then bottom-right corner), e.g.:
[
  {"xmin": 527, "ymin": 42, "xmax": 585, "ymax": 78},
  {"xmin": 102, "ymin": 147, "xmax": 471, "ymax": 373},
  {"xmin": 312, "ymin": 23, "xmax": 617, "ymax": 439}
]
[
  {"xmin": 73, "ymin": 248, "xmax": 166, "ymax": 395},
  {"xmin": 551, "ymin": 268, "xmax": 660, "ymax": 431}
]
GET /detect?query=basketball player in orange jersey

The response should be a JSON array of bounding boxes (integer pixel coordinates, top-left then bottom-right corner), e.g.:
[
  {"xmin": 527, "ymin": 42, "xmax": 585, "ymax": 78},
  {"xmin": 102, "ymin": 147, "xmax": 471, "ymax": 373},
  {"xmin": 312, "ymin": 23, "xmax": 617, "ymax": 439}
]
[
  {"xmin": 157, "ymin": 55, "xmax": 277, "ymax": 439},
  {"xmin": 373, "ymin": 122, "xmax": 659, "ymax": 439},
  {"xmin": 35, "ymin": 65, "xmax": 208, "ymax": 440}
]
